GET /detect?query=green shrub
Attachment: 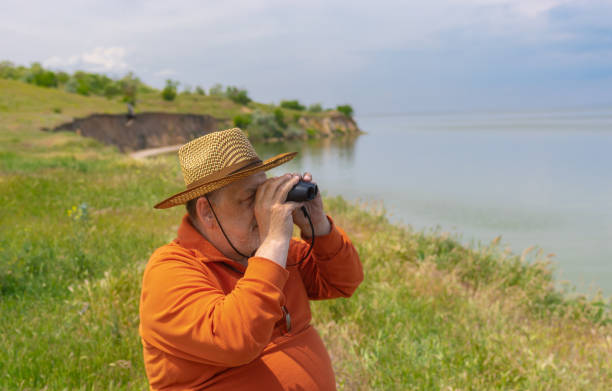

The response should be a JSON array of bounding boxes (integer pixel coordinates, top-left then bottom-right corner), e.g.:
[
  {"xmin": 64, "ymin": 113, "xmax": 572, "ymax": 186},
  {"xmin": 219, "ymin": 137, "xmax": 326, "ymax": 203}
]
[
  {"xmin": 233, "ymin": 114, "xmax": 252, "ymax": 129},
  {"xmin": 161, "ymin": 79, "xmax": 179, "ymax": 101},
  {"xmin": 285, "ymin": 125, "xmax": 306, "ymax": 139},
  {"xmin": 225, "ymin": 86, "xmax": 251, "ymax": 105},
  {"xmin": 119, "ymin": 72, "xmax": 139, "ymax": 104},
  {"xmin": 306, "ymin": 127, "xmax": 317, "ymax": 138},
  {"xmin": 0, "ymin": 61, "xmax": 27, "ymax": 80},
  {"xmin": 74, "ymin": 79, "xmax": 91, "ymax": 96},
  {"xmin": 0, "ymin": 61, "xmax": 155, "ymax": 99},
  {"xmin": 103, "ymin": 83, "xmax": 122, "ymax": 99},
  {"xmin": 209, "ymin": 83, "xmax": 224, "ymax": 96},
  {"xmin": 24, "ymin": 63, "xmax": 58, "ymax": 88},
  {"xmin": 195, "ymin": 86, "xmax": 206, "ymax": 95},
  {"xmin": 273, "ymin": 108, "xmax": 287, "ymax": 129},
  {"xmin": 280, "ymin": 99, "xmax": 305, "ymax": 111},
  {"xmin": 308, "ymin": 103, "xmax": 323, "ymax": 112},
  {"xmin": 246, "ymin": 110, "xmax": 284, "ymax": 140},
  {"xmin": 336, "ymin": 104, "xmax": 354, "ymax": 117}
]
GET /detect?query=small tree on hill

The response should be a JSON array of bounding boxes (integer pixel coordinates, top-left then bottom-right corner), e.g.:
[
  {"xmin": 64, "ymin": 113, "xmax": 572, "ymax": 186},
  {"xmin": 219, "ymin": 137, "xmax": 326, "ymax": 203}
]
[
  {"xmin": 308, "ymin": 103, "xmax": 322, "ymax": 113},
  {"xmin": 209, "ymin": 83, "xmax": 224, "ymax": 96},
  {"xmin": 336, "ymin": 104, "xmax": 354, "ymax": 118},
  {"xmin": 280, "ymin": 100, "xmax": 305, "ymax": 111},
  {"xmin": 225, "ymin": 86, "xmax": 251, "ymax": 105},
  {"xmin": 162, "ymin": 79, "xmax": 179, "ymax": 101},
  {"xmin": 119, "ymin": 72, "xmax": 139, "ymax": 104}
]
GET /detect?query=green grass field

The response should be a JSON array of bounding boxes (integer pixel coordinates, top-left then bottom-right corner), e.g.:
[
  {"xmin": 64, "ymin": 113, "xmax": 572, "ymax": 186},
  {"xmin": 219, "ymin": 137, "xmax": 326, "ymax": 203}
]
[{"xmin": 1, "ymin": 79, "xmax": 611, "ymax": 390}]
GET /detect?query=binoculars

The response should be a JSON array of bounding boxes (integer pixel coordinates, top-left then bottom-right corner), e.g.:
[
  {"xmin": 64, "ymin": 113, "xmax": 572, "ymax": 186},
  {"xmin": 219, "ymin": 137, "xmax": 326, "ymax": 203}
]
[{"xmin": 286, "ymin": 180, "xmax": 318, "ymax": 202}]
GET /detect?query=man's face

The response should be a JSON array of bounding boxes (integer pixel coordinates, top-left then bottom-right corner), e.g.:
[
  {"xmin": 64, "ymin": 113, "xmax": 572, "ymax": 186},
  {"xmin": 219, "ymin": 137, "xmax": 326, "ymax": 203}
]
[{"xmin": 205, "ymin": 171, "xmax": 268, "ymax": 259}]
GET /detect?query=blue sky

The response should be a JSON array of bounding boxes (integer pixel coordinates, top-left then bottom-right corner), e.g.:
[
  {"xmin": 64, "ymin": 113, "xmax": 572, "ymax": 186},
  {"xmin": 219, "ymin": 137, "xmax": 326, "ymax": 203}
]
[{"xmin": 1, "ymin": 0, "xmax": 611, "ymax": 114}]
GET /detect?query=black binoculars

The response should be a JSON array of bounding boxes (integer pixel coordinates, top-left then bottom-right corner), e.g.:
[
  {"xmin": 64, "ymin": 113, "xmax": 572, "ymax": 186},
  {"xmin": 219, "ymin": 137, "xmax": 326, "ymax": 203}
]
[{"xmin": 286, "ymin": 180, "xmax": 318, "ymax": 202}]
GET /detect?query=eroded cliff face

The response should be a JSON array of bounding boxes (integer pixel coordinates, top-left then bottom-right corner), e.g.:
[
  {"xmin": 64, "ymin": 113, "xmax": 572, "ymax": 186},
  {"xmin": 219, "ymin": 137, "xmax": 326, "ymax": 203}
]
[
  {"xmin": 46, "ymin": 111, "xmax": 362, "ymax": 153},
  {"xmin": 48, "ymin": 112, "xmax": 219, "ymax": 152},
  {"xmin": 298, "ymin": 112, "xmax": 363, "ymax": 137}
]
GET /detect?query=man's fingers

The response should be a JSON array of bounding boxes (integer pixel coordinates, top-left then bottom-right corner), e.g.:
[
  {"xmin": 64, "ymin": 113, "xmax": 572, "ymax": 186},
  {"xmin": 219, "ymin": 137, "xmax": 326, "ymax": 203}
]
[
  {"xmin": 274, "ymin": 174, "xmax": 300, "ymax": 204},
  {"xmin": 256, "ymin": 174, "xmax": 287, "ymax": 203}
]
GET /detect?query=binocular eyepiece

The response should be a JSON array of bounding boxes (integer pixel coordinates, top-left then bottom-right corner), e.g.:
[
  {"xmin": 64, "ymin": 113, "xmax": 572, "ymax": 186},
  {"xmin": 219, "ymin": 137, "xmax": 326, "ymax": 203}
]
[{"xmin": 286, "ymin": 180, "xmax": 318, "ymax": 202}]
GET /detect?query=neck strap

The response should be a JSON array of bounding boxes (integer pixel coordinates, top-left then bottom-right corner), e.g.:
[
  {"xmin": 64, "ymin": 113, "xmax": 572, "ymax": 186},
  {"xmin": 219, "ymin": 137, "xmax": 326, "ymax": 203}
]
[{"xmin": 205, "ymin": 194, "xmax": 254, "ymax": 261}]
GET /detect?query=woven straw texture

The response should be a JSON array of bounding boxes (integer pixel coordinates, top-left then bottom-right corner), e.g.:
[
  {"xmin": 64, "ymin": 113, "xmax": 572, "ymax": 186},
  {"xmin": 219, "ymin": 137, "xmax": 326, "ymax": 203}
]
[
  {"xmin": 154, "ymin": 128, "xmax": 297, "ymax": 209},
  {"xmin": 179, "ymin": 128, "xmax": 259, "ymax": 187}
]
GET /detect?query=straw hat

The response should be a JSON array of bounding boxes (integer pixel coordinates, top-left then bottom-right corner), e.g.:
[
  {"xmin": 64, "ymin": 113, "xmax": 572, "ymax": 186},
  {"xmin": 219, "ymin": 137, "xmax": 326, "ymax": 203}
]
[{"xmin": 154, "ymin": 128, "xmax": 297, "ymax": 209}]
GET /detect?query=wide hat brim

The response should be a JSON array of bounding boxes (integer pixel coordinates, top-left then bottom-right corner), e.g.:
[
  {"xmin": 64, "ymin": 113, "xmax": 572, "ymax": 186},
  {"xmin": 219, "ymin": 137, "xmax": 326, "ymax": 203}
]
[{"xmin": 154, "ymin": 151, "xmax": 297, "ymax": 209}]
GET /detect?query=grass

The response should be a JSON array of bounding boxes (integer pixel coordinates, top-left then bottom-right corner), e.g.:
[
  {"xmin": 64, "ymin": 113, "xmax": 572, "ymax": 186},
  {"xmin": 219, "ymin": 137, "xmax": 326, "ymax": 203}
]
[{"xmin": 0, "ymin": 80, "xmax": 611, "ymax": 390}]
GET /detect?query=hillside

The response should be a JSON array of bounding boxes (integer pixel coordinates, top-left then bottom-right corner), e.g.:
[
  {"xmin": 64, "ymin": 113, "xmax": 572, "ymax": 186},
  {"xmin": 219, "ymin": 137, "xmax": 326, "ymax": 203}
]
[
  {"xmin": 0, "ymin": 80, "xmax": 610, "ymax": 390},
  {"xmin": 0, "ymin": 78, "xmax": 362, "ymax": 152}
]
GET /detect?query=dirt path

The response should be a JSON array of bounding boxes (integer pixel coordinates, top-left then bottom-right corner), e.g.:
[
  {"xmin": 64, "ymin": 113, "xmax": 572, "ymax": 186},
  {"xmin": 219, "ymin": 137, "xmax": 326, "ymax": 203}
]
[{"xmin": 130, "ymin": 144, "xmax": 182, "ymax": 159}]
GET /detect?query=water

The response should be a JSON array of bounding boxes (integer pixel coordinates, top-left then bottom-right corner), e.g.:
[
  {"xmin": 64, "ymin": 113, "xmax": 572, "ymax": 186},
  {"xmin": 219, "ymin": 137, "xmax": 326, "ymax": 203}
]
[{"xmin": 254, "ymin": 107, "xmax": 612, "ymax": 296}]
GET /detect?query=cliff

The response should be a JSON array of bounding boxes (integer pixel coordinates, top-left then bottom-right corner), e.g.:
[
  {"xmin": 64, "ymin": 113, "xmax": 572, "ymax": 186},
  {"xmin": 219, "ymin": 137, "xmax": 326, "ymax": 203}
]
[{"xmin": 298, "ymin": 111, "xmax": 363, "ymax": 137}]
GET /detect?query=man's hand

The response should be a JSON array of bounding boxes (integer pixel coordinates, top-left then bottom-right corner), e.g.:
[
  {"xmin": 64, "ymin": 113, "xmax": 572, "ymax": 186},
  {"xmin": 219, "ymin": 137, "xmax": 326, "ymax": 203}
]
[
  {"xmin": 253, "ymin": 174, "xmax": 305, "ymax": 267},
  {"xmin": 290, "ymin": 172, "xmax": 331, "ymax": 238}
]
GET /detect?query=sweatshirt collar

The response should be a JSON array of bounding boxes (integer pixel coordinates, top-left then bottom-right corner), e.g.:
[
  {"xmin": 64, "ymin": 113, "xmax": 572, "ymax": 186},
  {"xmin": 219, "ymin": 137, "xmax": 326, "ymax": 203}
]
[{"xmin": 175, "ymin": 213, "xmax": 248, "ymax": 273}]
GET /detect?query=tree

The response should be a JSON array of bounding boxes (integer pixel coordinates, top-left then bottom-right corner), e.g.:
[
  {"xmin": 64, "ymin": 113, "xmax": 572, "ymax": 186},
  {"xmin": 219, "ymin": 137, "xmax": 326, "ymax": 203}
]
[
  {"xmin": 273, "ymin": 108, "xmax": 287, "ymax": 129},
  {"xmin": 225, "ymin": 86, "xmax": 251, "ymax": 105},
  {"xmin": 209, "ymin": 83, "xmax": 224, "ymax": 96},
  {"xmin": 119, "ymin": 72, "xmax": 139, "ymax": 104},
  {"xmin": 162, "ymin": 79, "xmax": 179, "ymax": 101},
  {"xmin": 308, "ymin": 103, "xmax": 322, "ymax": 113},
  {"xmin": 336, "ymin": 104, "xmax": 354, "ymax": 118},
  {"xmin": 280, "ymin": 100, "xmax": 305, "ymax": 111},
  {"xmin": 233, "ymin": 114, "xmax": 252, "ymax": 129}
]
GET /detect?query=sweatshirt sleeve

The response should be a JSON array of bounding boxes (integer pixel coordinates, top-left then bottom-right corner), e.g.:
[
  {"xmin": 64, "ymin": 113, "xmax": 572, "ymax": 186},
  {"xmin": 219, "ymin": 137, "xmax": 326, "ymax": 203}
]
[
  {"xmin": 290, "ymin": 214, "xmax": 364, "ymax": 300},
  {"xmin": 139, "ymin": 252, "xmax": 289, "ymax": 367}
]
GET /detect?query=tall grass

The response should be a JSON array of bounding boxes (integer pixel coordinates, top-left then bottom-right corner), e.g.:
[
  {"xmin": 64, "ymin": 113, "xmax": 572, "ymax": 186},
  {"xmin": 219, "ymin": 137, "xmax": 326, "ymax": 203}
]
[{"xmin": 1, "ymin": 80, "xmax": 610, "ymax": 390}]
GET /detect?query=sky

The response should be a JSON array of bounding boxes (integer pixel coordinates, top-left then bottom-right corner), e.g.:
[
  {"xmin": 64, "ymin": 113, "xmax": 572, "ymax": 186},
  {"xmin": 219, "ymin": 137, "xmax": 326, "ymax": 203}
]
[{"xmin": 1, "ymin": 0, "xmax": 611, "ymax": 115}]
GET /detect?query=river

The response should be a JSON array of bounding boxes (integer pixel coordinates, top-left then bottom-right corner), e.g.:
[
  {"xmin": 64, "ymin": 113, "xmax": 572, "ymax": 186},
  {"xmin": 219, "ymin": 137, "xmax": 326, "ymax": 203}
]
[{"xmin": 254, "ymin": 108, "xmax": 612, "ymax": 296}]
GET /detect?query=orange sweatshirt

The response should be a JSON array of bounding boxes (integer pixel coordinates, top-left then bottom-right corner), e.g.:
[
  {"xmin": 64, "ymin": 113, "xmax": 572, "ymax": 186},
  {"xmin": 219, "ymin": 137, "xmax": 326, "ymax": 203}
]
[{"xmin": 139, "ymin": 213, "xmax": 364, "ymax": 390}]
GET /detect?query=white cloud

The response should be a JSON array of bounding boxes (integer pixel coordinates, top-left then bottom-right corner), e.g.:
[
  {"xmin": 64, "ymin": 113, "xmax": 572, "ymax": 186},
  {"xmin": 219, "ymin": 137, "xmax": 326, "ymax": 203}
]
[{"xmin": 43, "ymin": 46, "xmax": 128, "ymax": 73}]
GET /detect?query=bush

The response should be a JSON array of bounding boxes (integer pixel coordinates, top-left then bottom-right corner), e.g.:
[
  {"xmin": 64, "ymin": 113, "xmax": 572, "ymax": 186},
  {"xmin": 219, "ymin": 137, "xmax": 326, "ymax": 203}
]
[
  {"xmin": 161, "ymin": 79, "xmax": 179, "ymax": 101},
  {"xmin": 195, "ymin": 86, "xmax": 206, "ymax": 95},
  {"xmin": 233, "ymin": 114, "xmax": 252, "ymax": 129},
  {"xmin": 0, "ymin": 61, "xmax": 26, "ymax": 80},
  {"xmin": 209, "ymin": 83, "xmax": 224, "ymax": 96},
  {"xmin": 103, "ymin": 82, "xmax": 122, "ymax": 99},
  {"xmin": 225, "ymin": 86, "xmax": 251, "ymax": 105},
  {"xmin": 273, "ymin": 108, "xmax": 287, "ymax": 129},
  {"xmin": 308, "ymin": 103, "xmax": 323, "ymax": 113},
  {"xmin": 280, "ymin": 100, "xmax": 305, "ymax": 111},
  {"xmin": 246, "ymin": 110, "xmax": 284, "ymax": 140},
  {"xmin": 336, "ymin": 104, "xmax": 354, "ymax": 117},
  {"xmin": 285, "ymin": 125, "xmax": 306, "ymax": 139},
  {"xmin": 306, "ymin": 127, "xmax": 317, "ymax": 138},
  {"xmin": 24, "ymin": 63, "xmax": 57, "ymax": 88},
  {"xmin": 0, "ymin": 61, "xmax": 155, "ymax": 100},
  {"xmin": 118, "ymin": 72, "xmax": 139, "ymax": 104}
]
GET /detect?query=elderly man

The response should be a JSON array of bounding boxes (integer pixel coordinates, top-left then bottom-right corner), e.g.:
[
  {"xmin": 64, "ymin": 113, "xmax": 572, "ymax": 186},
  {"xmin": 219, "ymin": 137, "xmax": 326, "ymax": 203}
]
[{"xmin": 139, "ymin": 128, "xmax": 364, "ymax": 390}]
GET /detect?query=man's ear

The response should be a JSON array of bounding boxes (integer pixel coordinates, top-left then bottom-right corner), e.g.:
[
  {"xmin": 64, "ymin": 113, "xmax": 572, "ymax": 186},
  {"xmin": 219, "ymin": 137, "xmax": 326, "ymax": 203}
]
[{"xmin": 195, "ymin": 196, "xmax": 215, "ymax": 229}]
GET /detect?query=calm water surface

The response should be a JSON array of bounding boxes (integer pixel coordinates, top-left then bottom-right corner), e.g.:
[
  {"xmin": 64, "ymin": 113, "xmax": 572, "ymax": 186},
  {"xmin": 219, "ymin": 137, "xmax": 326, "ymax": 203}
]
[{"xmin": 254, "ymin": 108, "xmax": 612, "ymax": 296}]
